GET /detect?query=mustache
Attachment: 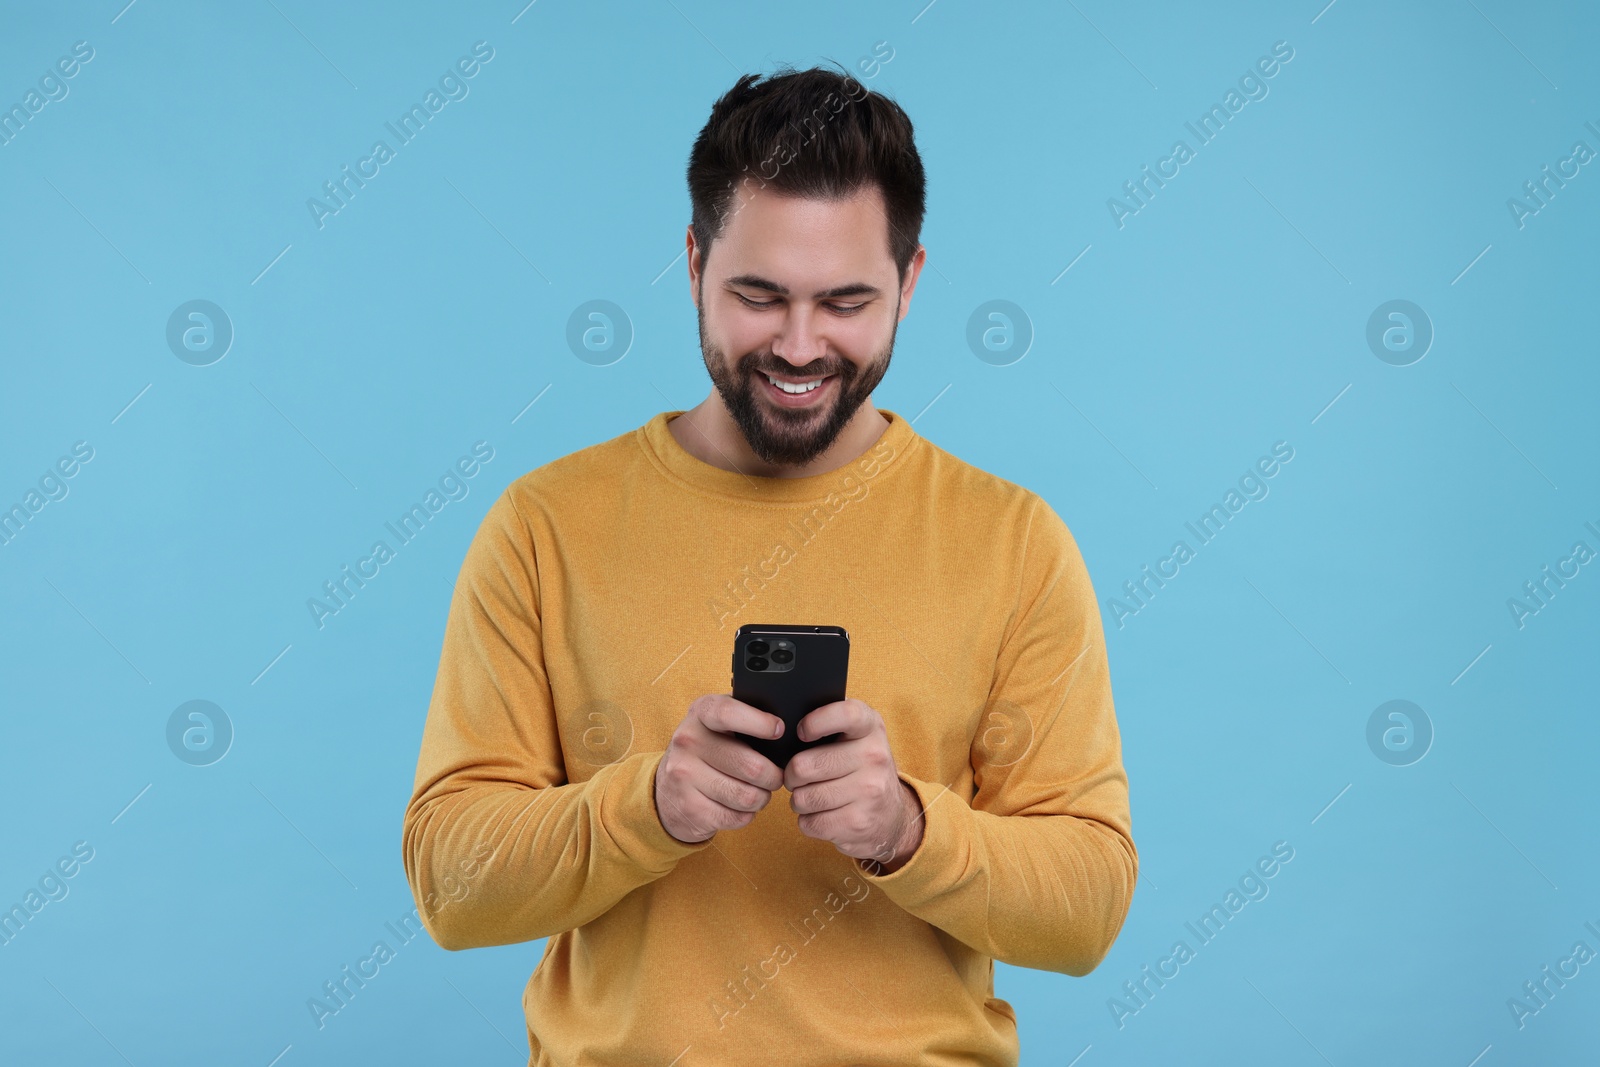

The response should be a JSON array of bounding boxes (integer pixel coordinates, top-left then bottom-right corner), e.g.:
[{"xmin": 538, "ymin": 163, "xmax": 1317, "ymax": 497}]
[{"xmin": 742, "ymin": 355, "xmax": 847, "ymax": 379}]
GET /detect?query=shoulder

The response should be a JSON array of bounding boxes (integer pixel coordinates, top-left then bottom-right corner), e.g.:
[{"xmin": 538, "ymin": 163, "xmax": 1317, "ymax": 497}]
[
  {"xmin": 910, "ymin": 435, "xmax": 1065, "ymax": 537},
  {"xmin": 908, "ymin": 436, "xmax": 1091, "ymax": 592},
  {"xmin": 499, "ymin": 422, "xmax": 647, "ymax": 521}
]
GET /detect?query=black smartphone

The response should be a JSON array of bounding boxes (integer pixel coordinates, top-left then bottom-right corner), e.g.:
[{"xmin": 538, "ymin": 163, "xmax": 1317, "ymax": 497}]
[{"xmin": 730, "ymin": 624, "xmax": 850, "ymax": 770}]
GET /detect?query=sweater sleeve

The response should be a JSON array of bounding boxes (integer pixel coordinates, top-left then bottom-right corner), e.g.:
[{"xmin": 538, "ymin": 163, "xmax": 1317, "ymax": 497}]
[
  {"xmin": 856, "ymin": 496, "xmax": 1138, "ymax": 976},
  {"xmin": 402, "ymin": 486, "xmax": 711, "ymax": 950}
]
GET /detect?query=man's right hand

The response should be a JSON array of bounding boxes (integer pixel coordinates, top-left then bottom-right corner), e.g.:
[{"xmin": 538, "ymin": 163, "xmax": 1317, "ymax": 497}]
[{"xmin": 654, "ymin": 694, "xmax": 786, "ymax": 844}]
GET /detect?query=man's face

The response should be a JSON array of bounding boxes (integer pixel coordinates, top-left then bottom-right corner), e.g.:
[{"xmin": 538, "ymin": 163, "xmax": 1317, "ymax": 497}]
[{"xmin": 691, "ymin": 180, "xmax": 920, "ymax": 467}]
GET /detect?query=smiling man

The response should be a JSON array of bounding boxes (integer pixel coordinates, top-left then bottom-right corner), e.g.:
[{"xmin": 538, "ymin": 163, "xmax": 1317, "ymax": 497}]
[
  {"xmin": 403, "ymin": 65, "xmax": 1137, "ymax": 1067},
  {"xmin": 674, "ymin": 169, "xmax": 913, "ymax": 476}
]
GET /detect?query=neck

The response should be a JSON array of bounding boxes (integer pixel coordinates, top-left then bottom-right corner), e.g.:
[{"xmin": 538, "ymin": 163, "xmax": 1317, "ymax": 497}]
[{"xmin": 668, "ymin": 395, "xmax": 890, "ymax": 479}]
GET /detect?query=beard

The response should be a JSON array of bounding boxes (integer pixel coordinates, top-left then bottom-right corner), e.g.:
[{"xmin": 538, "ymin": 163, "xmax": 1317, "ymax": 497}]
[{"xmin": 696, "ymin": 292, "xmax": 897, "ymax": 467}]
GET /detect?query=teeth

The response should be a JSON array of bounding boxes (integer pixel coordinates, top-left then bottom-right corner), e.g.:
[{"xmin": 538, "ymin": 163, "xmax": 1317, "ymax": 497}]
[{"xmin": 766, "ymin": 374, "xmax": 823, "ymax": 395}]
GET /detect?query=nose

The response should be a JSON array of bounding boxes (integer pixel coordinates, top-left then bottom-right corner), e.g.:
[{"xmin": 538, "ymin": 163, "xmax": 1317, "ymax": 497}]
[{"xmin": 770, "ymin": 304, "xmax": 827, "ymax": 370}]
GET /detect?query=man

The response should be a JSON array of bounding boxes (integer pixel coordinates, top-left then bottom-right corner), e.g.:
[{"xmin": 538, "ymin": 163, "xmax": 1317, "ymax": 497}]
[{"xmin": 403, "ymin": 64, "xmax": 1136, "ymax": 1066}]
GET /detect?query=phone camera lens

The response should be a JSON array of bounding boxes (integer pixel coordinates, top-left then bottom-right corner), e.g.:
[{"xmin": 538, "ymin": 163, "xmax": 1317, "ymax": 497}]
[
  {"xmin": 747, "ymin": 640, "xmax": 770, "ymax": 655},
  {"xmin": 747, "ymin": 656, "xmax": 768, "ymax": 671},
  {"xmin": 770, "ymin": 648, "xmax": 793, "ymax": 664}
]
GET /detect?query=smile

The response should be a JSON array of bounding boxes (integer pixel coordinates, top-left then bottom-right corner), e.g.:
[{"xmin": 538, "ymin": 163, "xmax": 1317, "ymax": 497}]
[
  {"xmin": 765, "ymin": 373, "xmax": 826, "ymax": 394},
  {"xmin": 756, "ymin": 370, "xmax": 835, "ymax": 408}
]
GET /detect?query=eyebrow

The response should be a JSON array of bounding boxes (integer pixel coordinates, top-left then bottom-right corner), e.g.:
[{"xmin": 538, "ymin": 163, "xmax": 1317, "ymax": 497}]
[{"xmin": 724, "ymin": 274, "xmax": 882, "ymax": 300}]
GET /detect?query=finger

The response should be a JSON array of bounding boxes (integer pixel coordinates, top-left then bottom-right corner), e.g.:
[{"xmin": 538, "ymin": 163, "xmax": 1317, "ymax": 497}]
[
  {"xmin": 788, "ymin": 776, "xmax": 850, "ymax": 816},
  {"xmin": 700, "ymin": 733, "xmax": 784, "ymax": 792},
  {"xmin": 783, "ymin": 735, "xmax": 869, "ymax": 790},
  {"xmin": 658, "ymin": 765, "xmax": 750, "ymax": 842},
  {"xmin": 674, "ymin": 793, "xmax": 758, "ymax": 840},
  {"xmin": 656, "ymin": 781, "xmax": 717, "ymax": 844},
  {"xmin": 690, "ymin": 760, "xmax": 774, "ymax": 814},
  {"xmin": 694, "ymin": 694, "xmax": 784, "ymax": 743},
  {"xmin": 795, "ymin": 698, "xmax": 875, "ymax": 744},
  {"xmin": 795, "ymin": 804, "xmax": 874, "ymax": 850}
]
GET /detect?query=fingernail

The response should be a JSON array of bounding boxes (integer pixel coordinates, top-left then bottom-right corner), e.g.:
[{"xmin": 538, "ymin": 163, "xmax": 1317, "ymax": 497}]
[{"xmin": 772, "ymin": 720, "xmax": 783, "ymax": 738}]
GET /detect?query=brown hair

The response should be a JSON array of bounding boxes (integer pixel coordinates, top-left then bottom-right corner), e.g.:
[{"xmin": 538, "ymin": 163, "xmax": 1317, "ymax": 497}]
[{"xmin": 686, "ymin": 63, "xmax": 926, "ymax": 284}]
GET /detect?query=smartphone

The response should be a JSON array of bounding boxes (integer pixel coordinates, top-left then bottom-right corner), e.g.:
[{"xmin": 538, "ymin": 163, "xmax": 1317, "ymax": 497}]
[{"xmin": 730, "ymin": 624, "xmax": 850, "ymax": 770}]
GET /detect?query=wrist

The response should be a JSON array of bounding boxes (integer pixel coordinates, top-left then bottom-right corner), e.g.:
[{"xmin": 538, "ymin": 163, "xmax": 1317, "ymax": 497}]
[
  {"xmin": 869, "ymin": 780, "xmax": 923, "ymax": 876},
  {"xmin": 896, "ymin": 780, "xmax": 924, "ymax": 857}
]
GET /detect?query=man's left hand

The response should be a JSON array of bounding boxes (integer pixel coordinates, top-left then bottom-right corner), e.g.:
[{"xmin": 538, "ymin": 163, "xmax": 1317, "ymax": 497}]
[{"xmin": 784, "ymin": 699, "xmax": 924, "ymax": 874}]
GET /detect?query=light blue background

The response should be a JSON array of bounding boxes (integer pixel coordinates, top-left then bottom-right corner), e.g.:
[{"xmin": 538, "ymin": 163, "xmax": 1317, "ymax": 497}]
[{"xmin": 2, "ymin": 1, "xmax": 1596, "ymax": 1064}]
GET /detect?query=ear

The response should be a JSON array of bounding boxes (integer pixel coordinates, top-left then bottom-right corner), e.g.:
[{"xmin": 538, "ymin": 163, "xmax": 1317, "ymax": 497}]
[
  {"xmin": 897, "ymin": 244, "xmax": 927, "ymax": 322},
  {"xmin": 686, "ymin": 225, "xmax": 703, "ymax": 308}
]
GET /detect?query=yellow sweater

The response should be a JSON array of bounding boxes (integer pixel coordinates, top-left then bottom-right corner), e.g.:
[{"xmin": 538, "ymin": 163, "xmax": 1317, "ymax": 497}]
[{"xmin": 403, "ymin": 409, "xmax": 1137, "ymax": 1066}]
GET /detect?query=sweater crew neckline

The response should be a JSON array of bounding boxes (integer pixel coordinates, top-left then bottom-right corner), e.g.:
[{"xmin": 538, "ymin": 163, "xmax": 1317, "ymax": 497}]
[{"xmin": 638, "ymin": 408, "xmax": 918, "ymax": 505}]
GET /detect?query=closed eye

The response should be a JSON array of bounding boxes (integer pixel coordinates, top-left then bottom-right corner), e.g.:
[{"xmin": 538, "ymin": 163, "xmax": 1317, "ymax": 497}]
[{"xmin": 736, "ymin": 293, "xmax": 866, "ymax": 314}]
